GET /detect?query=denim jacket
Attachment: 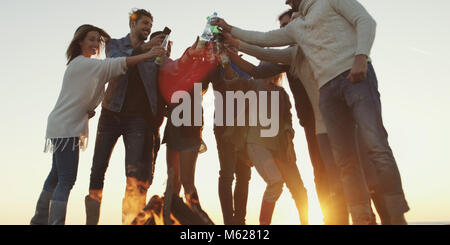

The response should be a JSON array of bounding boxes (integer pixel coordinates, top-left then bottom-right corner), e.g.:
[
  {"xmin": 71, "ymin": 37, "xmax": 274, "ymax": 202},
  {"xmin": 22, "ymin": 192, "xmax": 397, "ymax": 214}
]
[{"xmin": 102, "ymin": 34, "xmax": 159, "ymax": 116}]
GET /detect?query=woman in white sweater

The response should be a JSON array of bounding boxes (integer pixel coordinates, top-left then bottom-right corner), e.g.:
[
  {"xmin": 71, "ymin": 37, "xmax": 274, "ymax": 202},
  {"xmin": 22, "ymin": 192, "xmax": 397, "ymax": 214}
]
[{"xmin": 30, "ymin": 24, "xmax": 165, "ymax": 225}]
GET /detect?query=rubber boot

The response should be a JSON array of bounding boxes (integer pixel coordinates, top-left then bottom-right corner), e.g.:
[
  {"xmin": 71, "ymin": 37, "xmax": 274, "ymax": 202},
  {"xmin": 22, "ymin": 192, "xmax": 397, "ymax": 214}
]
[
  {"xmin": 48, "ymin": 200, "xmax": 68, "ymax": 225},
  {"xmin": 30, "ymin": 190, "xmax": 53, "ymax": 225},
  {"xmin": 259, "ymin": 200, "xmax": 276, "ymax": 225},
  {"xmin": 85, "ymin": 195, "xmax": 101, "ymax": 225}
]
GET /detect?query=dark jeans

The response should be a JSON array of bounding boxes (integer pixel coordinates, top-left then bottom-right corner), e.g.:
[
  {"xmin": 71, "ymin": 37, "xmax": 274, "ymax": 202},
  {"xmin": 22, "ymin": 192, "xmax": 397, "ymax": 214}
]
[
  {"xmin": 89, "ymin": 112, "xmax": 159, "ymax": 190},
  {"xmin": 43, "ymin": 138, "xmax": 80, "ymax": 202},
  {"xmin": 319, "ymin": 63, "xmax": 409, "ymax": 222},
  {"xmin": 302, "ymin": 114, "xmax": 348, "ymax": 224},
  {"xmin": 215, "ymin": 134, "xmax": 251, "ymax": 225},
  {"xmin": 356, "ymin": 125, "xmax": 391, "ymax": 224},
  {"xmin": 316, "ymin": 134, "xmax": 350, "ymax": 224}
]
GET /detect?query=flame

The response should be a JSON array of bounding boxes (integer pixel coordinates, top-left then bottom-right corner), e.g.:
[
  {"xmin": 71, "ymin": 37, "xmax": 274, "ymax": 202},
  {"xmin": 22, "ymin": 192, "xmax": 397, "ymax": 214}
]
[
  {"xmin": 131, "ymin": 196, "xmax": 182, "ymax": 225},
  {"xmin": 122, "ymin": 177, "xmax": 148, "ymax": 225}
]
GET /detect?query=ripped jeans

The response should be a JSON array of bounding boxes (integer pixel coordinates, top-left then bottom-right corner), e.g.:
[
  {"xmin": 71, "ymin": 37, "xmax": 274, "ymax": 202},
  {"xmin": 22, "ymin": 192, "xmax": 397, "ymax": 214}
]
[{"xmin": 89, "ymin": 112, "xmax": 159, "ymax": 191}]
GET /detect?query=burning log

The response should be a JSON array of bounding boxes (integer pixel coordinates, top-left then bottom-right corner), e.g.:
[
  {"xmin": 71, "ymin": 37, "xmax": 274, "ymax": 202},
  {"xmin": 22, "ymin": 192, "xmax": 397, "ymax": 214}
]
[{"xmin": 131, "ymin": 195, "xmax": 215, "ymax": 225}]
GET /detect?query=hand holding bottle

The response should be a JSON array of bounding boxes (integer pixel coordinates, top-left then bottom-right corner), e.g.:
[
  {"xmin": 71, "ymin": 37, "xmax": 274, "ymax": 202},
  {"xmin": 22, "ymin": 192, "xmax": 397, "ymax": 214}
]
[{"xmin": 147, "ymin": 46, "xmax": 166, "ymax": 59}]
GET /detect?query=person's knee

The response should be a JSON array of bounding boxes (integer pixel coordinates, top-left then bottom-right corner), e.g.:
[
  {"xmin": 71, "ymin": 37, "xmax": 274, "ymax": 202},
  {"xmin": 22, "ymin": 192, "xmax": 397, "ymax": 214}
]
[
  {"xmin": 219, "ymin": 170, "xmax": 235, "ymax": 186},
  {"xmin": 57, "ymin": 178, "xmax": 77, "ymax": 194},
  {"xmin": 89, "ymin": 167, "xmax": 107, "ymax": 190},
  {"xmin": 236, "ymin": 167, "xmax": 251, "ymax": 183},
  {"xmin": 43, "ymin": 176, "xmax": 58, "ymax": 193},
  {"xmin": 263, "ymin": 182, "xmax": 284, "ymax": 203}
]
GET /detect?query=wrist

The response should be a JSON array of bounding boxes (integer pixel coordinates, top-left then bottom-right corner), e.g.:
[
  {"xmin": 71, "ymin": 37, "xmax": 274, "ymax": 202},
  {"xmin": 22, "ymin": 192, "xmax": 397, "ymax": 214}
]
[
  {"xmin": 355, "ymin": 54, "xmax": 368, "ymax": 61},
  {"xmin": 234, "ymin": 39, "xmax": 240, "ymax": 48},
  {"xmin": 227, "ymin": 25, "xmax": 233, "ymax": 33},
  {"xmin": 146, "ymin": 52, "xmax": 155, "ymax": 59}
]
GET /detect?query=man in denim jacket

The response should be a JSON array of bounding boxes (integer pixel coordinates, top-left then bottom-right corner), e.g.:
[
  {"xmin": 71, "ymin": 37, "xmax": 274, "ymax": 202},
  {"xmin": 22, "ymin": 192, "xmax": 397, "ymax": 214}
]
[{"xmin": 84, "ymin": 9, "xmax": 166, "ymax": 225}]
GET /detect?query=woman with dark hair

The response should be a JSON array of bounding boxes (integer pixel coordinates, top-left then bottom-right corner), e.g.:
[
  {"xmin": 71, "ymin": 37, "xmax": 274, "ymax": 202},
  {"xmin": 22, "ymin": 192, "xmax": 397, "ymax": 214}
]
[{"xmin": 30, "ymin": 24, "xmax": 165, "ymax": 225}]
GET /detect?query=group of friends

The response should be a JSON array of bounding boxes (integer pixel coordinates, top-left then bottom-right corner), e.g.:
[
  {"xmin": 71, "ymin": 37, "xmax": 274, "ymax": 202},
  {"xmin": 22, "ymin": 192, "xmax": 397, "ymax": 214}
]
[{"xmin": 30, "ymin": 0, "xmax": 410, "ymax": 226}]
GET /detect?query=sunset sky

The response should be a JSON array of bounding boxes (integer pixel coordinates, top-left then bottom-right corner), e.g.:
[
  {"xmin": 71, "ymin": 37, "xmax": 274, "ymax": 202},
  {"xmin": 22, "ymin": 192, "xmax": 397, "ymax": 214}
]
[{"xmin": 1, "ymin": 0, "xmax": 450, "ymax": 225}]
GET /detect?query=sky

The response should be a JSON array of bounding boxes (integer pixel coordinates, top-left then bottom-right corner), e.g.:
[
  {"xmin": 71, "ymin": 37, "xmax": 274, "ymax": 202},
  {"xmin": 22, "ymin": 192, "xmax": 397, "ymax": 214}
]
[{"xmin": 1, "ymin": 0, "xmax": 450, "ymax": 225}]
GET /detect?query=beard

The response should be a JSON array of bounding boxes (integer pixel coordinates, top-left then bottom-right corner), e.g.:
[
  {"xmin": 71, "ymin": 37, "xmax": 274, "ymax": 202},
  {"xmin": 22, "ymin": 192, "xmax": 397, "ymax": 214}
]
[{"xmin": 138, "ymin": 32, "xmax": 149, "ymax": 41}]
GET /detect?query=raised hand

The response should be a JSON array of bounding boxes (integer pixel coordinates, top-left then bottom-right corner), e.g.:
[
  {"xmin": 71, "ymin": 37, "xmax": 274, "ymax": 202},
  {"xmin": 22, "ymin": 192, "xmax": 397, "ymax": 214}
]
[
  {"xmin": 186, "ymin": 36, "xmax": 204, "ymax": 58},
  {"xmin": 147, "ymin": 46, "xmax": 166, "ymax": 59},
  {"xmin": 210, "ymin": 18, "xmax": 232, "ymax": 33},
  {"xmin": 223, "ymin": 32, "xmax": 240, "ymax": 48},
  {"xmin": 141, "ymin": 34, "xmax": 166, "ymax": 52}
]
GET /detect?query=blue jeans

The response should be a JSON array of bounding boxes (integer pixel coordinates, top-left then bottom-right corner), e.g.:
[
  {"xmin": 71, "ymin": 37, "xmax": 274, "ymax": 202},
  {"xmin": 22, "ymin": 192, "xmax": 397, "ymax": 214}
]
[
  {"xmin": 43, "ymin": 138, "xmax": 80, "ymax": 202},
  {"xmin": 319, "ymin": 63, "xmax": 409, "ymax": 222},
  {"xmin": 355, "ymin": 125, "xmax": 391, "ymax": 224},
  {"xmin": 89, "ymin": 112, "xmax": 159, "ymax": 190}
]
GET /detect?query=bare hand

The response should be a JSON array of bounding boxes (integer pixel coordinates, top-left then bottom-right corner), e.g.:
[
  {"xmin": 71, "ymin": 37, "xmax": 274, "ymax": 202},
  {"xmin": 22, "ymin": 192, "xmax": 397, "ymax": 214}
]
[
  {"xmin": 347, "ymin": 55, "xmax": 368, "ymax": 83},
  {"xmin": 147, "ymin": 46, "xmax": 166, "ymax": 59},
  {"xmin": 210, "ymin": 18, "xmax": 232, "ymax": 33},
  {"xmin": 141, "ymin": 34, "xmax": 166, "ymax": 52},
  {"xmin": 225, "ymin": 46, "xmax": 239, "ymax": 59},
  {"xmin": 291, "ymin": 12, "xmax": 301, "ymax": 20},
  {"xmin": 88, "ymin": 111, "xmax": 96, "ymax": 119},
  {"xmin": 187, "ymin": 37, "xmax": 207, "ymax": 58},
  {"xmin": 223, "ymin": 32, "xmax": 240, "ymax": 48}
]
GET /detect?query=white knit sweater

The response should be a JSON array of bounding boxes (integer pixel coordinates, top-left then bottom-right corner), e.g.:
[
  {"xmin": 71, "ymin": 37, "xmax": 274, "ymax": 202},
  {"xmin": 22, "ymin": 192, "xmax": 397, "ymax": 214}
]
[
  {"xmin": 44, "ymin": 56, "xmax": 127, "ymax": 152},
  {"xmin": 231, "ymin": 0, "xmax": 376, "ymax": 88}
]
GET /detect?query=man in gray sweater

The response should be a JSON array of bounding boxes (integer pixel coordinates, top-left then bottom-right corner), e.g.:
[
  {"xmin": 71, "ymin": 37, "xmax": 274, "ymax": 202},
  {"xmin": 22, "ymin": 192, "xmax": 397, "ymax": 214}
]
[{"xmin": 213, "ymin": 0, "xmax": 409, "ymax": 224}]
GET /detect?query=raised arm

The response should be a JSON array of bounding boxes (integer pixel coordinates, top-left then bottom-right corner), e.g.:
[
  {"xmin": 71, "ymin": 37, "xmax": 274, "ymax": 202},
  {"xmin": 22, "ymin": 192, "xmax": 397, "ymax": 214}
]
[
  {"xmin": 226, "ymin": 49, "xmax": 256, "ymax": 75},
  {"xmin": 96, "ymin": 47, "xmax": 164, "ymax": 83},
  {"xmin": 125, "ymin": 47, "xmax": 165, "ymax": 67},
  {"xmin": 225, "ymin": 47, "xmax": 288, "ymax": 79},
  {"xmin": 251, "ymin": 62, "xmax": 289, "ymax": 80},
  {"xmin": 212, "ymin": 18, "xmax": 295, "ymax": 47},
  {"xmin": 223, "ymin": 32, "xmax": 296, "ymax": 65},
  {"xmin": 239, "ymin": 42, "xmax": 296, "ymax": 65}
]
